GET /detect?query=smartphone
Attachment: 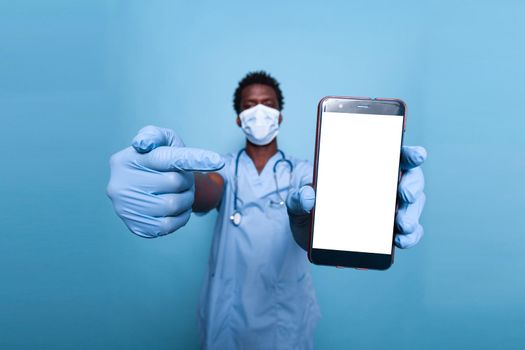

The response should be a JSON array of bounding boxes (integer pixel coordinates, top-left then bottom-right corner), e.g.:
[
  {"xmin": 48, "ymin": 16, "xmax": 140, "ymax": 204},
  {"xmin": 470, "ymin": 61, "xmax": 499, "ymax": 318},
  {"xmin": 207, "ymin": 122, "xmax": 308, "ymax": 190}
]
[{"xmin": 308, "ymin": 96, "xmax": 406, "ymax": 270}]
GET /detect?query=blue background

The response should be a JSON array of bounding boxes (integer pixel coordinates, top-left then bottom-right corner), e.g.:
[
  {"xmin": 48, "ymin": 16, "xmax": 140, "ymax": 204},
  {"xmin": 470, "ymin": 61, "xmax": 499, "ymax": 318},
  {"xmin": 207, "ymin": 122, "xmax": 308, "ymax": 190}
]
[{"xmin": 1, "ymin": 0, "xmax": 524, "ymax": 349}]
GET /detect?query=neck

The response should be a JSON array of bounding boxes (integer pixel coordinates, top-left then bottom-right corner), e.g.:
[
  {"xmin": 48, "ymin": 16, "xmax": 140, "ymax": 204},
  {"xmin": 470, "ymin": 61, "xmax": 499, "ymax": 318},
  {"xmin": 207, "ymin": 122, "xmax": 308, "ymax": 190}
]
[{"xmin": 245, "ymin": 139, "xmax": 278, "ymax": 174}]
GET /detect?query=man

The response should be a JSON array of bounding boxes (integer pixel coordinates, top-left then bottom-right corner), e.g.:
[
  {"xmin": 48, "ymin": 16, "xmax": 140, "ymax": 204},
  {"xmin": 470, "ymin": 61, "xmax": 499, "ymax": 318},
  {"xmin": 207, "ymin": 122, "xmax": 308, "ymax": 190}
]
[{"xmin": 107, "ymin": 71, "xmax": 426, "ymax": 349}]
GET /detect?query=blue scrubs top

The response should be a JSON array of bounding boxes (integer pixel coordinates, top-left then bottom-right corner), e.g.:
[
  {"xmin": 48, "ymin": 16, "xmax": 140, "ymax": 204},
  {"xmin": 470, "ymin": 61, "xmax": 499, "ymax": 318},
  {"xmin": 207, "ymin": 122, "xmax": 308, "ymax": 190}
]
[{"xmin": 198, "ymin": 150, "xmax": 321, "ymax": 350}]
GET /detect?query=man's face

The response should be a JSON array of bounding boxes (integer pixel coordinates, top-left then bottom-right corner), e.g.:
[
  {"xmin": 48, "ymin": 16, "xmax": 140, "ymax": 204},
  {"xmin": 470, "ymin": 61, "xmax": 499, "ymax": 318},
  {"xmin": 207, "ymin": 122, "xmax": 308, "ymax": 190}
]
[{"xmin": 236, "ymin": 84, "xmax": 282, "ymax": 127}]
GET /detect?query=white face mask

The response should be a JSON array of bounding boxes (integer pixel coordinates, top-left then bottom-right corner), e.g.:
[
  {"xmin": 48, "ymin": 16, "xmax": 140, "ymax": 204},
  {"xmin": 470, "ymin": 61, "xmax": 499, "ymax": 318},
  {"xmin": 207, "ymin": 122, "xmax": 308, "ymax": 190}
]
[{"xmin": 239, "ymin": 104, "xmax": 280, "ymax": 146}]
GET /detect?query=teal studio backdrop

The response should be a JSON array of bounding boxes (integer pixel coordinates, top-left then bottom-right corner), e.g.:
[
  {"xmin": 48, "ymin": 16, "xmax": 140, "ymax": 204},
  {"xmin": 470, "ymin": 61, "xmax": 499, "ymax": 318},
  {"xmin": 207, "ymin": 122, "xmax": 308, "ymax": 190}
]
[{"xmin": 1, "ymin": 0, "xmax": 524, "ymax": 349}]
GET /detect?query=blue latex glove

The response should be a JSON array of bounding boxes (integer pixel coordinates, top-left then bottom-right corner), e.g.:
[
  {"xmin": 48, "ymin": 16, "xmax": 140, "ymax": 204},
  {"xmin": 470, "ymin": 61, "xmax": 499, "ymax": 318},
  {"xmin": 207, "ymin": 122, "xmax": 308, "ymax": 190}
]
[
  {"xmin": 395, "ymin": 146, "xmax": 427, "ymax": 248},
  {"xmin": 106, "ymin": 126, "xmax": 224, "ymax": 238},
  {"xmin": 287, "ymin": 146, "xmax": 427, "ymax": 249}
]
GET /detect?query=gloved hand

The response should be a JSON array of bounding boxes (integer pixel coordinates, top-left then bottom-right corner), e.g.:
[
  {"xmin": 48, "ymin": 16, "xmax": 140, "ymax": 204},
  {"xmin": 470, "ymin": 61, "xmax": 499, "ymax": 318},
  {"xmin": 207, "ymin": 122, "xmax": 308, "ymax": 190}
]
[
  {"xmin": 286, "ymin": 146, "xmax": 427, "ymax": 249},
  {"xmin": 106, "ymin": 125, "xmax": 224, "ymax": 238},
  {"xmin": 395, "ymin": 146, "xmax": 427, "ymax": 248}
]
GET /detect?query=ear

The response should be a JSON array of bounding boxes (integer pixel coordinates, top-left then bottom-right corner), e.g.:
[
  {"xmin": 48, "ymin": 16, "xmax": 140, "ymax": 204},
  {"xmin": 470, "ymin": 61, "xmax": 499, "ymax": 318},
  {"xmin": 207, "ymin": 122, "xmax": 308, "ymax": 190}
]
[
  {"xmin": 278, "ymin": 114, "xmax": 283, "ymax": 125},
  {"xmin": 236, "ymin": 116, "xmax": 241, "ymax": 127}
]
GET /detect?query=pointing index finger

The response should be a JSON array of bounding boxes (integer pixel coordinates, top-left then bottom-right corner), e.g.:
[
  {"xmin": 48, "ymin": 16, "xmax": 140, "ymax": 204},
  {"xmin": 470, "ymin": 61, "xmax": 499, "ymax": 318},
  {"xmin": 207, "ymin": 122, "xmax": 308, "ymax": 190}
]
[
  {"xmin": 132, "ymin": 126, "xmax": 183, "ymax": 153},
  {"xmin": 141, "ymin": 146, "xmax": 225, "ymax": 172}
]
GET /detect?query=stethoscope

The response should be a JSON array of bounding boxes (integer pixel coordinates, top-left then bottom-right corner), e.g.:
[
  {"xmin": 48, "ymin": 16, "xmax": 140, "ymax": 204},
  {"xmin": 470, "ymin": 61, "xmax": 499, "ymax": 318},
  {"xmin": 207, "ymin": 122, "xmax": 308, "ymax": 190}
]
[{"xmin": 230, "ymin": 149, "xmax": 294, "ymax": 226}]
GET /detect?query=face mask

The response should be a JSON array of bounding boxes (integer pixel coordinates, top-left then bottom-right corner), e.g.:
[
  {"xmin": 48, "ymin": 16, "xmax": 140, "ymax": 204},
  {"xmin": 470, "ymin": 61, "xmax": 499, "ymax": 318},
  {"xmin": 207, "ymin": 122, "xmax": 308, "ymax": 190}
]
[{"xmin": 239, "ymin": 104, "xmax": 280, "ymax": 146}]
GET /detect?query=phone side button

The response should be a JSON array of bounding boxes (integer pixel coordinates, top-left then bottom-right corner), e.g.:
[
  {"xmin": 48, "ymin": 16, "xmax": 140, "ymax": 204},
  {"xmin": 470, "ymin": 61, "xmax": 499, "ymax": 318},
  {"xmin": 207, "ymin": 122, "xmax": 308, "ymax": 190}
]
[
  {"xmin": 336, "ymin": 266, "xmax": 346, "ymax": 269},
  {"xmin": 354, "ymin": 268, "xmax": 368, "ymax": 271}
]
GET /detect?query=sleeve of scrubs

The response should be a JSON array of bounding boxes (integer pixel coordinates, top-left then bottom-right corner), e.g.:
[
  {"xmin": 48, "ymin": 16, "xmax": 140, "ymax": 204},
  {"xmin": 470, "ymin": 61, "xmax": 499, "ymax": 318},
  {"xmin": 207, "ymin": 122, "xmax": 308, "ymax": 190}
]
[
  {"xmin": 214, "ymin": 153, "xmax": 235, "ymax": 185},
  {"xmin": 210, "ymin": 152, "xmax": 235, "ymax": 212}
]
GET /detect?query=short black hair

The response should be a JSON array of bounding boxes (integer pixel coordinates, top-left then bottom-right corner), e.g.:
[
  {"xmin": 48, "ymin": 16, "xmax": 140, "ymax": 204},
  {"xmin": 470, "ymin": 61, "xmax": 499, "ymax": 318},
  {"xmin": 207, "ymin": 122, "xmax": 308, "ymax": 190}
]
[{"xmin": 233, "ymin": 71, "xmax": 284, "ymax": 114}]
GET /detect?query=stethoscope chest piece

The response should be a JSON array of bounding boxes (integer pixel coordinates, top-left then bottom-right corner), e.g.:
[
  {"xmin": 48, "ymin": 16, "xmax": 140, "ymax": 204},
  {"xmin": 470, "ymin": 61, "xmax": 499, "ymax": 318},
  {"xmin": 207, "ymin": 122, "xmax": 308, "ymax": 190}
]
[{"xmin": 230, "ymin": 211, "xmax": 242, "ymax": 226}]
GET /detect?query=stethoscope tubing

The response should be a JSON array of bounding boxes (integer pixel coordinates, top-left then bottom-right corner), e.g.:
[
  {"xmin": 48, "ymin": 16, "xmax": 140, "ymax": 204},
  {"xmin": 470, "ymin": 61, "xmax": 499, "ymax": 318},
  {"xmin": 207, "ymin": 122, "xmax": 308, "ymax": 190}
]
[{"xmin": 231, "ymin": 149, "xmax": 293, "ymax": 225}]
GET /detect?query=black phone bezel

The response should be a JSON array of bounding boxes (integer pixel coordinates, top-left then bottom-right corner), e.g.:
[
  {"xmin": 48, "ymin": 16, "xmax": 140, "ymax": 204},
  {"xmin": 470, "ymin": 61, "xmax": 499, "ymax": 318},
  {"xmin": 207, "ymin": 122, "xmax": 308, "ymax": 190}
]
[{"xmin": 308, "ymin": 96, "xmax": 406, "ymax": 270}]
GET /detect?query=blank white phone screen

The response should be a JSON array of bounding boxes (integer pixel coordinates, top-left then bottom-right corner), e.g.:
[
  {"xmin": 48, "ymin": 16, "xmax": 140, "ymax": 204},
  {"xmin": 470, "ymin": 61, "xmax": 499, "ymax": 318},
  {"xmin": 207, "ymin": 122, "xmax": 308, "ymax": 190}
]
[{"xmin": 312, "ymin": 112, "xmax": 403, "ymax": 254}]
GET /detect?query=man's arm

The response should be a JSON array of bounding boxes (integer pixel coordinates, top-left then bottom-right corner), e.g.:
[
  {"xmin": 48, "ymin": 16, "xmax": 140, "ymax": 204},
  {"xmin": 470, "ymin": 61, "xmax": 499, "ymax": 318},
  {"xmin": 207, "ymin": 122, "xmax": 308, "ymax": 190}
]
[
  {"xmin": 288, "ymin": 211, "xmax": 312, "ymax": 251},
  {"xmin": 193, "ymin": 172, "xmax": 225, "ymax": 213},
  {"xmin": 286, "ymin": 185, "xmax": 315, "ymax": 251}
]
